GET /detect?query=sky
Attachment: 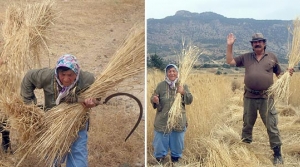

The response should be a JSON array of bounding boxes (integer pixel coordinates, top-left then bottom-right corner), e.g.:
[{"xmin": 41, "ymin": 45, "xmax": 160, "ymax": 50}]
[{"xmin": 146, "ymin": 0, "xmax": 300, "ymax": 20}]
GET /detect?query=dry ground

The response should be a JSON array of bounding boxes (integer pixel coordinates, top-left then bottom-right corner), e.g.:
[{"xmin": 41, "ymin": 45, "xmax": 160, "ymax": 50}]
[{"xmin": 0, "ymin": 0, "xmax": 145, "ymax": 166}]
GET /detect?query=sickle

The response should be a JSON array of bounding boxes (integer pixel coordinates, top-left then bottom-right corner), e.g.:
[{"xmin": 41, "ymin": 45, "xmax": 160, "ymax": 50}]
[{"xmin": 103, "ymin": 92, "xmax": 143, "ymax": 142}]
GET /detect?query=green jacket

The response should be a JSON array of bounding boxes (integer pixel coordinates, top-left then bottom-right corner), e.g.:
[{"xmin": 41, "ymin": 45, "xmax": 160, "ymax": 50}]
[
  {"xmin": 20, "ymin": 68, "xmax": 95, "ymax": 110},
  {"xmin": 151, "ymin": 81, "xmax": 193, "ymax": 133}
]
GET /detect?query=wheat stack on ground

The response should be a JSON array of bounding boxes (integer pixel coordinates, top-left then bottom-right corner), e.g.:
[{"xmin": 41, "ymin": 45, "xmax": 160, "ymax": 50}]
[
  {"xmin": 267, "ymin": 17, "xmax": 300, "ymax": 106},
  {"xmin": 166, "ymin": 42, "xmax": 201, "ymax": 131},
  {"xmin": 15, "ymin": 21, "xmax": 145, "ymax": 166}
]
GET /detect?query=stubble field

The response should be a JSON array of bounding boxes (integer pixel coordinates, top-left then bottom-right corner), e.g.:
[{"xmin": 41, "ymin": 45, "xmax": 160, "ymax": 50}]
[{"xmin": 147, "ymin": 70, "xmax": 300, "ymax": 167}]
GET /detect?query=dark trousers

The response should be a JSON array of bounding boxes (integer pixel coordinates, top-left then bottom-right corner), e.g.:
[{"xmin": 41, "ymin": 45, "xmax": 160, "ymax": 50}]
[
  {"xmin": 0, "ymin": 121, "xmax": 10, "ymax": 151},
  {"xmin": 242, "ymin": 98, "xmax": 282, "ymax": 148}
]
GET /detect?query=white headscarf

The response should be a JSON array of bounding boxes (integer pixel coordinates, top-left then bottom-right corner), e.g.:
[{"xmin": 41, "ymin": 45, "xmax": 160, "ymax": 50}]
[
  {"xmin": 55, "ymin": 54, "xmax": 80, "ymax": 105},
  {"xmin": 165, "ymin": 64, "xmax": 179, "ymax": 89}
]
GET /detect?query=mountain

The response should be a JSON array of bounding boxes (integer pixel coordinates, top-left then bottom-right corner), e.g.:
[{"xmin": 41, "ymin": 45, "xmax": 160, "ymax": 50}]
[{"xmin": 147, "ymin": 11, "xmax": 293, "ymax": 63}]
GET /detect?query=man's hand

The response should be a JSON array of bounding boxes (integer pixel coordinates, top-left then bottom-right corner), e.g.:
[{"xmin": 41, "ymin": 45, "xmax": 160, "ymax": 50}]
[
  {"xmin": 287, "ymin": 68, "xmax": 295, "ymax": 76},
  {"xmin": 227, "ymin": 33, "xmax": 236, "ymax": 45},
  {"xmin": 226, "ymin": 33, "xmax": 237, "ymax": 65}
]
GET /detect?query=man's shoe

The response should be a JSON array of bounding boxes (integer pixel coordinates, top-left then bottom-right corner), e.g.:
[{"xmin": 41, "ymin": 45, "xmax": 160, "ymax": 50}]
[
  {"xmin": 241, "ymin": 138, "xmax": 252, "ymax": 144},
  {"xmin": 273, "ymin": 146, "xmax": 283, "ymax": 165},
  {"xmin": 273, "ymin": 155, "xmax": 284, "ymax": 165}
]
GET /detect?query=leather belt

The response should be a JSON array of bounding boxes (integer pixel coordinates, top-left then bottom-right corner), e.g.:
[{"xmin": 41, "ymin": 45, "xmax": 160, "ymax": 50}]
[{"xmin": 244, "ymin": 86, "xmax": 267, "ymax": 95}]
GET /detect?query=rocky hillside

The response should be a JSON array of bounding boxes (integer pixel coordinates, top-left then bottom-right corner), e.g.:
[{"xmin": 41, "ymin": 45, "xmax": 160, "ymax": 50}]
[{"xmin": 147, "ymin": 10, "xmax": 293, "ymax": 63}]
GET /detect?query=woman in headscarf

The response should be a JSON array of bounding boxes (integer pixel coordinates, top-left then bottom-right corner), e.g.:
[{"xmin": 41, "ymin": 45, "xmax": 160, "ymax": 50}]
[
  {"xmin": 150, "ymin": 64, "xmax": 193, "ymax": 165},
  {"xmin": 21, "ymin": 54, "xmax": 98, "ymax": 167}
]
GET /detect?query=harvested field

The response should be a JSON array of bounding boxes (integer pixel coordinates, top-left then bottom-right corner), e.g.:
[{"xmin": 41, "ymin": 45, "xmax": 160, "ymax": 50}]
[{"xmin": 147, "ymin": 71, "xmax": 300, "ymax": 167}]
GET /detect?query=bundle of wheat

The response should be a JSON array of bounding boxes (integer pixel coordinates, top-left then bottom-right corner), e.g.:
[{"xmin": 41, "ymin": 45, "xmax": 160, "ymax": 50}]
[
  {"xmin": 0, "ymin": 0, "xmax": 55, "ymax": 165},
  {"xmin": 267, "ymin": 18, "xmax": 300, "ymax": 106},
  {"xmin": 166, "ymin": 42, "xmax": 201, "ymax": 131},
  {"xmin": 16, "ymin": 21, "xmax": 145, "ymax": 166},
  {"xmin": 0, "ymin": 0, "xmax": 55, "ymax": 143},
  {"xmin": 0, "ymin": 0, "xmax": 55, "ymax": 94},
  {"xmin": 16, "ymin": 103, "xmax": 88, "ymax": 166},
  {"xmin": 0, "ymin": 95, "xmax": 44, "ymax": 142}
]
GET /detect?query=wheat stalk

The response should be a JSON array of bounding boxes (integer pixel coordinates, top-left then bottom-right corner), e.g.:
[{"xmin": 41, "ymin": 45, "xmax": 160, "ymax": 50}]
[
  {"xmin": 267, "ymin": 18, "xmax": 300, "ymax": 106},
  {"xmin": 0, "ymin": 0, "xmax": 55, "ymax": 99},
  {"xmin": 166, "ymin": 41, "xmax": 201, "ymax": 131}
]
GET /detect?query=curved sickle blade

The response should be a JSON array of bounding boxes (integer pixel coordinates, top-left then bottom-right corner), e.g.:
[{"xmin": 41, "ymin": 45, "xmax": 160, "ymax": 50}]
[{"xmin": 103, "ymin": 92, "xmax": 143, "ymax": 142}]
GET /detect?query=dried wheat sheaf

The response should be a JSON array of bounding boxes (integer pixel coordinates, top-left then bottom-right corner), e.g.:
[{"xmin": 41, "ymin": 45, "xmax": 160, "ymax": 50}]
[
  {"xmin": 267, "ymin": 18, "xmax": 300, "ymax": 106},
  {"xmin": 0, "ymin": 1, "xmax": 55, "ymax": 166},
  {"xmin": 166, "ymin": 41, "xmax": 201, "ymax": 131}
]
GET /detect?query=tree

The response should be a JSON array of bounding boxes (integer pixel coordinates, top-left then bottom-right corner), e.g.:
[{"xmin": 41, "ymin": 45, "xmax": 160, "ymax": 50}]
[{"xmin": 148, "ymin": 53, "xmax": 166, "ymax": 70}]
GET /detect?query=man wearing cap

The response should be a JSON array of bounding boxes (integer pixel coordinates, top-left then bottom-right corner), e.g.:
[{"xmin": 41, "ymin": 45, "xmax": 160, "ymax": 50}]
[
  {"xmin": 226, "ymin": 33, "xmax": 294, "ymax": 165},
  {"xmin": 21, "ymin": 54, "xmax": 98, "ymax": 167}
]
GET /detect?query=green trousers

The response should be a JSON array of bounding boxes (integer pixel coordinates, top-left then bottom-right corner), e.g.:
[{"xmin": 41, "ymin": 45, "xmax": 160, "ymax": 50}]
[{"xmin": 242, "ymin": 97, "xmax": 282, "ymax": 148}]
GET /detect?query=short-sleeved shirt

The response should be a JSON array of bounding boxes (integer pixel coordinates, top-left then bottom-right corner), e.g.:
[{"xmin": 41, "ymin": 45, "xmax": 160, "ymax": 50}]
[{"xmin": 234, "ymin": 52, "xmax": 281, "ymax": 98}]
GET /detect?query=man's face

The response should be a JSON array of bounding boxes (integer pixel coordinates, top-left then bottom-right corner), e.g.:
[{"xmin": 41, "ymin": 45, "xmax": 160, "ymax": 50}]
[
  {"xmin": 167, "ymin": 67, "xmax": 178, "ymax": 81},
  {"xmin": 58, "ymin": 70, "xmax": 77, "ymax": 87},
  {"xmin": 251, "ymin": 40, "xmax": 266, "ymax": 52}
]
